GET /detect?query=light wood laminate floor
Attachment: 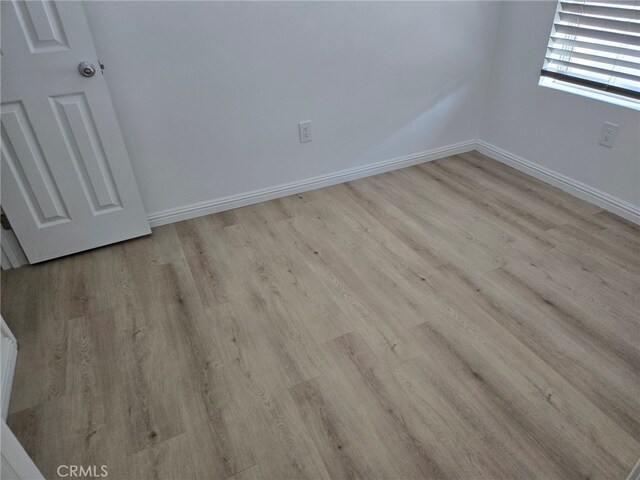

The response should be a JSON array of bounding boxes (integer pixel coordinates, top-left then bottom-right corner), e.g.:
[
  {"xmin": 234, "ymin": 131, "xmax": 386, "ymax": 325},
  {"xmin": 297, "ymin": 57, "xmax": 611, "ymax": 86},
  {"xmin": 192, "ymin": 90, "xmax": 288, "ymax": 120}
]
[{"xmin": 2, "ymin": 152, "xmax": 639, "ymax": 480}]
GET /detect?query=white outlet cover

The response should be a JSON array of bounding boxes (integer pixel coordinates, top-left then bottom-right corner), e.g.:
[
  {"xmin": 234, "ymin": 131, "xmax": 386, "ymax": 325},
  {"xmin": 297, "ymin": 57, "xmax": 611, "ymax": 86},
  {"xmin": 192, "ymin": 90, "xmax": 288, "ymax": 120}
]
[
  {"xmin": 299, "ymin": 121, "xmax": 312, "ymax": 143},
  {"xmin": 598, "ymin": 122, "xmax": 619, "ymax": 148}
]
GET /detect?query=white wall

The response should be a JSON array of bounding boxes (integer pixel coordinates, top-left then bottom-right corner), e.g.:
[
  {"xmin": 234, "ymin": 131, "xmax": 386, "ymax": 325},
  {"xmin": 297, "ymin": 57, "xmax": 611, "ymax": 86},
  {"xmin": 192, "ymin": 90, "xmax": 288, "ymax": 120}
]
[
  {"xmin": 83, "ymin": 1, "xmax": 501, "ymax": 217},
  {"xmin": 480, "ymin": 1, "xmax": 640, "ymax": 208}
]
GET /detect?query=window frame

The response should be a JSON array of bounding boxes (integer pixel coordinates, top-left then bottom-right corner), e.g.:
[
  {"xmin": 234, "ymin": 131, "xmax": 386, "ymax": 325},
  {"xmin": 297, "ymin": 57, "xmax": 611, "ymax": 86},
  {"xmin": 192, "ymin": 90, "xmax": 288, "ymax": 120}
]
[{"xmin": 539, "ymin": 1, "xmax": 640, "ymax": 111}]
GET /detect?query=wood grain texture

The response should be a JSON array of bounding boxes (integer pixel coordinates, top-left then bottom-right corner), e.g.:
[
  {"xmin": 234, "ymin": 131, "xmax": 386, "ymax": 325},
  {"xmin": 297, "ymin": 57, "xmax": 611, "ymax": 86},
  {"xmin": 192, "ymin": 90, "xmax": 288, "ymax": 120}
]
[{"xmin": 2, "ymin": 151, "xmax": 639, "ymax": 480}]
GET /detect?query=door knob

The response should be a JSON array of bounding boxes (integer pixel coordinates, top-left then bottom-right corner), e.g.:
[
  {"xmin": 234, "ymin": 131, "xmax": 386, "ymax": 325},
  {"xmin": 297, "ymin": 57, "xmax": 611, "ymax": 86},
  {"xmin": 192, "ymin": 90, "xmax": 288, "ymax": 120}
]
[{"xmin": 78, "ymin": 61, "xmax": 96, "ymax": 78}]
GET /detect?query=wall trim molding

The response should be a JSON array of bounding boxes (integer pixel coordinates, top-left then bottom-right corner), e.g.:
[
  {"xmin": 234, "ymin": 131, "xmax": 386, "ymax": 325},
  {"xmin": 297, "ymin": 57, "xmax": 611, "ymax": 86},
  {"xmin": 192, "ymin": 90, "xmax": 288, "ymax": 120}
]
[
  {"xmin": 148, "ymin": 139, "xmax": 640, "ymax": 227},
  {"xmin": 147, "ymin": 140, "xmax": 477, "ymax": 227},
  {"xmin": 475, "ymin": 140, "xmax": 640, "ymax": 225}
]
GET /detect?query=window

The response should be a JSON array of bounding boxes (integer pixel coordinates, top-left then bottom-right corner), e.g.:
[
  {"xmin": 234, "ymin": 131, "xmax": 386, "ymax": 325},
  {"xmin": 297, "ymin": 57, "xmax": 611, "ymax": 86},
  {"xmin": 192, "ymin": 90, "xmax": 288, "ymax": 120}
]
[{"xmin": 539, "ymin": 1, "xmax": 640, "ymax": 110}]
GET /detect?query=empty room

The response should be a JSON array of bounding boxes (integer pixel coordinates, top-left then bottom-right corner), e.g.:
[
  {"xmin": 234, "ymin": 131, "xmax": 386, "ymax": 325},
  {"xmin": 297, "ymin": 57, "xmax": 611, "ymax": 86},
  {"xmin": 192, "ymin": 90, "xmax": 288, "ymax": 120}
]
[{"xmin": 1, "ymin": 0, "xmax": 639, "ymax": 479}]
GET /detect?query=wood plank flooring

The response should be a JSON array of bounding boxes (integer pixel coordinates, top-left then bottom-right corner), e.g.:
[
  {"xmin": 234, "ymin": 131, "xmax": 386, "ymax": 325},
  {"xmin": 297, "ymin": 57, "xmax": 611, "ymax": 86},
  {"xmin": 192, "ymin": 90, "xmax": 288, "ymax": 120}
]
[{"xmin": 2, "ymin": 151, "xmax": 639, "ymax": 480}]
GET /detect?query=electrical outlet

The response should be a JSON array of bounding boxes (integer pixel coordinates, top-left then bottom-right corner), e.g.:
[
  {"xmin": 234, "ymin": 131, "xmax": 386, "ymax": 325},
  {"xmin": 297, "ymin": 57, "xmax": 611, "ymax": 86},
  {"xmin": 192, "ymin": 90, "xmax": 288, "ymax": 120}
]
[
  {"xmin": 299, "ymin": 121, "xmax": 312, "ymax": 143},
  {"xmin": 598, "ymin": 122, "xmax": 619, "ymax": 148}
]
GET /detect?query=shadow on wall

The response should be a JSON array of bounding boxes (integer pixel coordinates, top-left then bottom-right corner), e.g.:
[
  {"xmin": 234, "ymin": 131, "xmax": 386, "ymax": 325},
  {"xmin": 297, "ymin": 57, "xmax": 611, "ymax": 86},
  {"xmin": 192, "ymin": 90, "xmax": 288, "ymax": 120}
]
[{"xmin": 356, "ymin": 80, "xmax": 476, "ymax": 164}]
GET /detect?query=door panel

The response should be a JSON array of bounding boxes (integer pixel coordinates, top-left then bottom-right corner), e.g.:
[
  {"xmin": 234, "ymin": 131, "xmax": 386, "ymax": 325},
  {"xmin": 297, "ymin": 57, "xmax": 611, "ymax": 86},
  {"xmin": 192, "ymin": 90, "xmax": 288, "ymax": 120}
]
[
  {"xmin": 1, "ymin": 0, "xmax": 150, "ymax": 263},
  {"xmin": 1, "ymin": 102, "xmax": 69, "ymax": 225},
  {"xmin": 13, "ymin": 0, "xmax": 69, "ymax": 53},
  {"xmin": 50, "ymin": 93, "xmax": 122, "ymax": 212}
]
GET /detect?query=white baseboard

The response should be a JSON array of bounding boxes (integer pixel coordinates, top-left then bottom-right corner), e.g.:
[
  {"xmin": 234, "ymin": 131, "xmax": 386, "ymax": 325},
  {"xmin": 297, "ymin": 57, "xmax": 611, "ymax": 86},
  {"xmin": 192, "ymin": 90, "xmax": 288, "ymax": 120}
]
[
  {"xmin": 148, "ymin": 139, "xmax": 640, "ymax": 227},
  {"xmin": 476, "ymin": 140, "xmax": 640, "ymax": 225},
  {"xmin": 147, "ymin": 140, "xmax": 477, "ymax": 227}
]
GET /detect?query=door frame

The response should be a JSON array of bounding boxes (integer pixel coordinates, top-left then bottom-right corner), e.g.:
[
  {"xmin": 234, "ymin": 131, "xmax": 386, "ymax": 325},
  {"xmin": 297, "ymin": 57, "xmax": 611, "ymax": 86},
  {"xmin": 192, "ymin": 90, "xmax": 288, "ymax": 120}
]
[
  {"xmin": 0, "ymin": 316, "xmax": 43, "ymax": 479},
  {"xmin": 1, "ymin": 420, "xmax": 45, "ymax": 480},
  {"xmin": 0, "ymin": 316, "xmax": 17, "ymax": 420}
]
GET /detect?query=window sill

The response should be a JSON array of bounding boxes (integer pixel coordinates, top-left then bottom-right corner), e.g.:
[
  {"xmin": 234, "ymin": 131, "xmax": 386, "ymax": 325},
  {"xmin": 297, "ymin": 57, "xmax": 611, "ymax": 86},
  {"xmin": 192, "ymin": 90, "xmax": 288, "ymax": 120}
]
[{"xmin": 538, "ymin": 77, "xmax": 640, "ymax": 112}]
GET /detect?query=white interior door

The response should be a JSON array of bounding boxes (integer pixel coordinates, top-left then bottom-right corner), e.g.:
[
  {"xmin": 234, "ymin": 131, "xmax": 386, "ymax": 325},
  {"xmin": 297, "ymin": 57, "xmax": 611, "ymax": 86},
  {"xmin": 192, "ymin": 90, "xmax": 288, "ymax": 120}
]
[{"xmin": 1, "ymin": 0, "xmax": 150, "ymax": 263}]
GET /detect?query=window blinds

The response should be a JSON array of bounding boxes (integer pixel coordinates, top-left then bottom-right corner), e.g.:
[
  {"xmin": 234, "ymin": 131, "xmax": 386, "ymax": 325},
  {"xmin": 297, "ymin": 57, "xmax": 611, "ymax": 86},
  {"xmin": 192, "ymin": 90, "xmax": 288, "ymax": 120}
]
[{"xmin": 541, "ymin": 1, "xmax": 640, "ymax": 101}]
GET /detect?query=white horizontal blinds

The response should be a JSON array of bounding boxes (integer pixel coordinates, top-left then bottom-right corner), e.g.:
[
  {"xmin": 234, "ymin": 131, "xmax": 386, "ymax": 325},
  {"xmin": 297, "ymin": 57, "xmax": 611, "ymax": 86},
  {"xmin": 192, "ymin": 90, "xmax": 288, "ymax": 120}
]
[{"xmin": 542, "ymin": 0, "xmax": 640, "ymax": 99}]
